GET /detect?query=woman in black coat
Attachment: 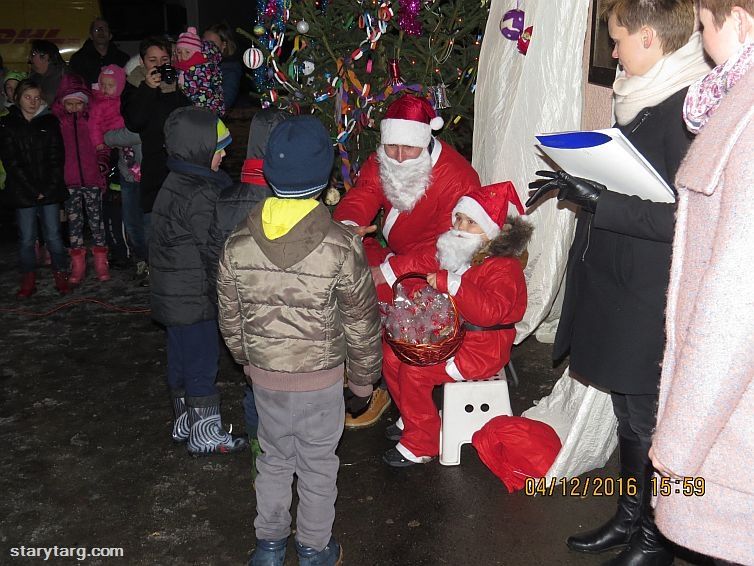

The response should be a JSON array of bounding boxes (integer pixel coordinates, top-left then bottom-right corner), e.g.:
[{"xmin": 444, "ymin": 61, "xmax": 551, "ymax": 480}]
[
  {"xmin": 0, "ymin": 80, "xmax": 69, "ymax": 297},
  {"xmin": 527, "ymin": 3, "xmax": 710, "ymax": 565}
]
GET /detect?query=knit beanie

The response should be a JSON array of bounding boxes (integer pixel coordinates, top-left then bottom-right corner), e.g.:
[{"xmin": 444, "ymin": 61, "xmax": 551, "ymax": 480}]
[
  {"xmin": 176, "ymin": 27, "xmax": 202, "ymax": 56},
  {"xmin": 216, "ymin": 119, "xmax": 232, "ymax": 152},
  {"xmin": 263, "ymin": 116, "xmax": 334, "ymax": 198}
]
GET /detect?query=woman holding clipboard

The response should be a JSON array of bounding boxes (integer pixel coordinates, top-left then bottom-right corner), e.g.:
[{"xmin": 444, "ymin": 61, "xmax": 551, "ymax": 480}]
[{"xmin": 526, "ymin": 1, "xmax": 710, "ymax": 564}]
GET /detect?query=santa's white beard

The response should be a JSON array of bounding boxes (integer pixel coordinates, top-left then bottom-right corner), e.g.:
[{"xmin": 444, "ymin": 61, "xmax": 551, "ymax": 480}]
[
  {"xmin": 377, "ymin": 145, "xmax": 432, "ymax": 212},
  {"xmin": 436, "ymin": 229, "xmax": 485, "ymax": 273}
]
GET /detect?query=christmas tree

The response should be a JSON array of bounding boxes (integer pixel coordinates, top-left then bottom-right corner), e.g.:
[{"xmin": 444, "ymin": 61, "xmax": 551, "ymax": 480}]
[{"xmin": 240, "ymin": 0, "xmax": 489, "ymax": 188}]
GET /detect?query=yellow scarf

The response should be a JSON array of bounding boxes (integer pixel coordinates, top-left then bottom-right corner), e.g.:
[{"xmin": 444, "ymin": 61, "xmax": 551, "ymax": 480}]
[{"xmin": 262, "ymin": 197, "xmax": 318, "ymax": 240}]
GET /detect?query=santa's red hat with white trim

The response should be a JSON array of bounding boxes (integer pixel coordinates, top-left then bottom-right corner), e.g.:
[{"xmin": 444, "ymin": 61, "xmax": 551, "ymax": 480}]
[
  {"xmin": 452, "ymin": 181, "xmax": 525, "ymax": 240},
  {"xmin": 380, "ymin": 94, "xmax": 444, "ymax": 148}
]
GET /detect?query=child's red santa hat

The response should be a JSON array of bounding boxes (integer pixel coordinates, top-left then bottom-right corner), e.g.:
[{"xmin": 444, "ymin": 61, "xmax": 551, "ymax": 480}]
[
  {"xmin": 452, "ymin": 181, "xmax": 525, "ymax": 240},
  {"xmin": 380, "ymin": 94, "xmax": 444, "ymax": 148}
]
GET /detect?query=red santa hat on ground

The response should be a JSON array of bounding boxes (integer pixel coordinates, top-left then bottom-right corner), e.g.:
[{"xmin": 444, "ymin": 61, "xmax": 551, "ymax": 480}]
[
  {"xmin": 452, "ymin": 181, "xmax": 525, "ymax": 240},
  {"xmin": 380, "ymin": 94, "xmax": 444, "ymax": 148}
]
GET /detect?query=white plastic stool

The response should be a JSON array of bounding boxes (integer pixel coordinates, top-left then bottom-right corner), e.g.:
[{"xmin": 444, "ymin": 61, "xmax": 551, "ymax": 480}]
[{"xmin": 439, "ymin": 374, "xmax": 512, "ymax": 466}]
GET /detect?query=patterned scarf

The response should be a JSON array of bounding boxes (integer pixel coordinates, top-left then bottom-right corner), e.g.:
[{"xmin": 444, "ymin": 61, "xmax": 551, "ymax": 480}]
[{"xmin": 683, "ymin": 42, "xmax": 754, "ymax": 133}]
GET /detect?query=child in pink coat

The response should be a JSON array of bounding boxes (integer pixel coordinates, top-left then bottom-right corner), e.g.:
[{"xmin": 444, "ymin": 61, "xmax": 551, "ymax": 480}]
[
  {"xmin": 52, "ymin": 73, "xmax": 110, "ymax": 285},
  {"xmin": 90, "ymin": 64, "xmax": 138, "ymax": 176}
]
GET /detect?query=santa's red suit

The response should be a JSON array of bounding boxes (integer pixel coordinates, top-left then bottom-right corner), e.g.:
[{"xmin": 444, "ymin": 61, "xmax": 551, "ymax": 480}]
[
  {"xmin": 333, "ymin": 140, "xmax": 480, "ymax": 302},
  {"xmin": 383, "ymin": 215, "xmax": 531, "ymax": 461}
]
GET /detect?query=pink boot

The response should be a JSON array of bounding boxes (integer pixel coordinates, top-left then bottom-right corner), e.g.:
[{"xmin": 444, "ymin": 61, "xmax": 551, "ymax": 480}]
[
  {"xmin": 91, "ymin": 246, "xmax": 111, "ymax": 282},
  {"xmin": 68, "ymin": 248, "xmax": 87, "ymax": 286},
  {"xmin": 16, "ymin": 272, "xmax": 37, "ymax": 299}
]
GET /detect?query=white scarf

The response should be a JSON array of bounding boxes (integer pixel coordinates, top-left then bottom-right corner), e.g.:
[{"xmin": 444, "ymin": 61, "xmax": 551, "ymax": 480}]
[{"xmin": 613, "ymin": 32, "xmax": 711, "ymax": 126}]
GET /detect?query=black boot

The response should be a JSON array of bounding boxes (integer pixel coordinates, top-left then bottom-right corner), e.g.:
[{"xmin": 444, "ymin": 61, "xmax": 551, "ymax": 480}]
[
  {"xmin": 567, "ymin": 437, "xmax": 647, "ymax": 553},
  {"xmin": 603, "ymin": 469, "xmax": 674, "ymax": 566}
]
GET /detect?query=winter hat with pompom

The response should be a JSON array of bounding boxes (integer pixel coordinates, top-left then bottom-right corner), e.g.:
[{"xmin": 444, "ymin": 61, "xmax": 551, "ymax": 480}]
[
  {"xmin": 453, "ymin": 181, "xmax": 525, "ymax": 240},
  {"xmin": 380, "ymin": 94, "xmax": 444, "ymax": 148},
  {"xmin": 176, "ymin": 27, "xmax": 202, "ymax": 56}
]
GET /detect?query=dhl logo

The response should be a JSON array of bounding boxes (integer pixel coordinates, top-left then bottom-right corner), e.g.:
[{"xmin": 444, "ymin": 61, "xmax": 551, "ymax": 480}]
[{"xmin": 0, "ymin": 29, "xmax": 79, "ymax": 45}]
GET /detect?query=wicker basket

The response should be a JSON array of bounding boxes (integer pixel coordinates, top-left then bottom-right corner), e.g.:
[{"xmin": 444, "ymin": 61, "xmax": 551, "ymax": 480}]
[{"xmin": 384, "ymin": 272, "xmax": 465, "ymax": 366}]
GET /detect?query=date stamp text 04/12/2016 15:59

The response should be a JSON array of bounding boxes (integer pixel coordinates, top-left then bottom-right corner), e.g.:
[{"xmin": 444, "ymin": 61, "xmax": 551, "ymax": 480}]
[{"xmin": 524, "ymin": 476, "xmax": 706, "ymax": 497}]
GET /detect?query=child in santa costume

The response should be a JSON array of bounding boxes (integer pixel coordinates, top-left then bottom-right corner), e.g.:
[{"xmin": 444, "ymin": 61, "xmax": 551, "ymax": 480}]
[{"xmin": 381, "ymin": 181, "xmax": 532, "ymax": 467}]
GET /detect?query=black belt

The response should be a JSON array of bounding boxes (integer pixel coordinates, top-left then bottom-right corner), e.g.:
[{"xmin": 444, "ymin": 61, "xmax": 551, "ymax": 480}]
[{"xmin": 462, "ymin": 322, "xmax": 516, "ymax": 331}]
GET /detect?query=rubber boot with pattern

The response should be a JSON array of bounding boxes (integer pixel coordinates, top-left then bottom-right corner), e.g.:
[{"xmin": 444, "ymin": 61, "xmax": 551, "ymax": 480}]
[
  {"xmin": 171, "ymin": 391, "xmax": 189, "ymax": 443},
  {"xmin": 186, "ymin": 399, "xmax": 249, "ymax": 455}
]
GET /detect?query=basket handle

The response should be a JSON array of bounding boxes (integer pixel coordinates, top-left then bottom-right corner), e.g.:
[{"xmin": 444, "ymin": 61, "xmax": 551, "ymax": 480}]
[{"xmin": 391, "ymin": 272, "xmax": 428, "ymax": 297}]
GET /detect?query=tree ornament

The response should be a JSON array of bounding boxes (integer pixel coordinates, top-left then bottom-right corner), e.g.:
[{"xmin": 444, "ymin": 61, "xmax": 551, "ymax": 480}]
[
  {"xmin": 397, "ymin": 0, "xmax": 423, "ymax": 36},
  {"xmin": 517, "ymin": 25, "xmax": 533, "ymax": 55},
  {"xmin": 428, "ymin": 82, "xmax": 451, "ymax": 109},
  {"xmin": 324, "ymin": 186, "xmax": 341, "ymax": 206},
  {"xmin": 296, "ymin": 20, "xmax": 310, "ymax": 34},
  {"xmin": 500, "ymin": 2, "xmax": 525, "ymax": 41},
  {"xmin": 253, "ymin": 24, "xmax": 266, "ymax": 37},
  {"xmin": 378, "ymin": 2, "xmax": 394, "ymax": 21},
  {"xmin": 385, "ymin": 58, "xmax": 405, "ymax": 86},
  {"xmin": 243, "ymin": 47, "xmax": 265, "ymax": 69},
  {"xmin": 264, "ymin": 0, "xmax": 278, "ymax": 19},
  {"xmin": 302, "ymin": 60, "xmax": 315, "ymax": 76}
]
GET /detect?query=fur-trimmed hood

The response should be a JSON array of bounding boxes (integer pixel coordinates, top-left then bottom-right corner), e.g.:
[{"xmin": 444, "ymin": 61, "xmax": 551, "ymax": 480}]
[{"xmin": 483, "ymin": 215, "xmax": 533, "ymax": 259}]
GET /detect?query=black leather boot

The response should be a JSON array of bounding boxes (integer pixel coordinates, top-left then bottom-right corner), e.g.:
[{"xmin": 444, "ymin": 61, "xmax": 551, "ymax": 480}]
[
  {"xmin": 566, "ymin": 437, "xmax": 646, "ymax": 553},
  {"xmin": 603, "ymin": 469, "xmax": 674, "ymax": 566}
]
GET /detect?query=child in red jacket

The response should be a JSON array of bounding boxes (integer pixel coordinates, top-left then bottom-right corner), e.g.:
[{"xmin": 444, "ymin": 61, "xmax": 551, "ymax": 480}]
[
  {"xmin": 381, "ymin": 182, "xmax": 532, "ymax": 467},
  {"xmin": 53, "ymin": 73, "xmax": 109, "ymax": 285}
]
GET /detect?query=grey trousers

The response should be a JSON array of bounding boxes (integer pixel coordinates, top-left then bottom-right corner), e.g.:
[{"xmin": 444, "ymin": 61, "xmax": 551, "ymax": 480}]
[{"xmin": 253, "ymin": 381, "xmax": 344, "ymax": 551}]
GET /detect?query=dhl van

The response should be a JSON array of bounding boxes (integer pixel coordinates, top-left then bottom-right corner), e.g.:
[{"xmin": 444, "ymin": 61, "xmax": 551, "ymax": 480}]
[
  {"xmin": 0, "ymin": 0, "xmax": 254, "ymax": 72},
  {"xmin": 0, "ymin": 0, "xmax": 100, "ymax": 71}
]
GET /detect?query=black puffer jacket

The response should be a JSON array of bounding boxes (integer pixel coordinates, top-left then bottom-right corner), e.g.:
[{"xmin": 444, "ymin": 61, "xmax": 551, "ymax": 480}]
[
  {"xmin": 206, "ymin": 109, "xmax": 291, "ymax": 299},
  {"xmin": 149, "ymin": 107, "xmax": 233, "ymax": 327},
  {"xmin": 0, "ymin": 105, "xmax": 67, "ymax": 208},
  {"xmin": 121, "ymin": 68, "xmax": 190, "ymax": 213}
]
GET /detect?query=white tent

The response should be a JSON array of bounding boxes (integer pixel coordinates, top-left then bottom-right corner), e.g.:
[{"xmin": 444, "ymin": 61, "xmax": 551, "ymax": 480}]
[{"xmin": 473, "ymin": 0, "xmax": 618, "ymax": 479}]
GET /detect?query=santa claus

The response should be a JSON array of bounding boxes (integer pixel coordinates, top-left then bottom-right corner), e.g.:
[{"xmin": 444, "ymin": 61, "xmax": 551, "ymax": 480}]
[
  {"xmin": 380, "ymin": 182, "xmax": 532, "ymax": 467},
  {"xmin": 334, "ymin": 94, "xmax": 481, "ymax": 299},
  {"xmin": 333, "ymin": 94, "xmax": 481, "ymax": 428}
]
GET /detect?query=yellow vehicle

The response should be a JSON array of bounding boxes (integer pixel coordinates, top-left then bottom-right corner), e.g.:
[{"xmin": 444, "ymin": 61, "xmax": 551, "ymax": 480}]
[{"xmin": 0, "ymin": 0, "xmax": 100, "ymax": 71}]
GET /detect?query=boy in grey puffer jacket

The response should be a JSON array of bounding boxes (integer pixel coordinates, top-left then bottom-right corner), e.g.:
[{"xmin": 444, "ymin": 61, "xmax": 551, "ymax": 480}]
[{"xmin": 217, "ymin": 116, "xmax": 381, "ymax": 566}]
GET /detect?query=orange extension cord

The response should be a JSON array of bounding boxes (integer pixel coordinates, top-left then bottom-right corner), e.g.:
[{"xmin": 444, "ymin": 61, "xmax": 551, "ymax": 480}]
[{"xmin": 0, "ymin": 297, "xmax": 150, "ymax": 317}]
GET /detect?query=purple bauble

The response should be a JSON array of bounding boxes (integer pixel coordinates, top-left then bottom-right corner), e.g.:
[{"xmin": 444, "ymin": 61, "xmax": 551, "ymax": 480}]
[{"xmin": 500, "ymin": 8, "xmax": 525, "ymax": 41}]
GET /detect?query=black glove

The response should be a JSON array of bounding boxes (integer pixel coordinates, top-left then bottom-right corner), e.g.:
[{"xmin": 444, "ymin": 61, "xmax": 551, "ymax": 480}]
[
  {"xmin": 344, "ymin": 389, "xmax": 372, "ymax": 418},
  {"xmin": 526, "ymin": 170, "xmax": 605, "ymax": 213}
]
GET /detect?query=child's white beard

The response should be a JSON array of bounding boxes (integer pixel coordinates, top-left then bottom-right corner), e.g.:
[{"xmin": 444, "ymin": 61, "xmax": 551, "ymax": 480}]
[
  {"xmin": 436, "ymin": 229, "xmax": 485, "ymax": 273},
  {"xmin": 377, "ymin": 145, "xmax": 432, "ymax": 212}
]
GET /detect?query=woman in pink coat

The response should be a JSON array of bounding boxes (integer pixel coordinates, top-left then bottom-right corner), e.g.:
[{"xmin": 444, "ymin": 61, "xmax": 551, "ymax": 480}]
[{"xmin": 650, "ymin": 2, "xmax": 754, "ymax": 564}]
